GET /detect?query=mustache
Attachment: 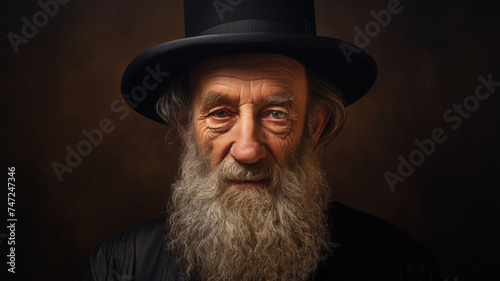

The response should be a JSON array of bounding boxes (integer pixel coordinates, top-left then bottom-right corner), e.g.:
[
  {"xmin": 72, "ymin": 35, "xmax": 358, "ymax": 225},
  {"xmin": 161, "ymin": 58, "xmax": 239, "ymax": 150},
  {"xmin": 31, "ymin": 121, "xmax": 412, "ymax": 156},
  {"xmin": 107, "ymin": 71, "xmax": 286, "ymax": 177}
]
[{"xmin": 217, "ymin": 159, "xmax": 277, "ymax": 182}]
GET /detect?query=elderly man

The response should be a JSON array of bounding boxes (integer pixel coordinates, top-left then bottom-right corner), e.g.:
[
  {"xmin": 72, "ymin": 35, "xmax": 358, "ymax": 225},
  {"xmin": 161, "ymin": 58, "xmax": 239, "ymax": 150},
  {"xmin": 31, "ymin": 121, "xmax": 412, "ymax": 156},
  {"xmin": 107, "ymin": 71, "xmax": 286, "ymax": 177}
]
[{"xmin": 81, "ymin": 0, "xmax": 440, "ymax": 280}]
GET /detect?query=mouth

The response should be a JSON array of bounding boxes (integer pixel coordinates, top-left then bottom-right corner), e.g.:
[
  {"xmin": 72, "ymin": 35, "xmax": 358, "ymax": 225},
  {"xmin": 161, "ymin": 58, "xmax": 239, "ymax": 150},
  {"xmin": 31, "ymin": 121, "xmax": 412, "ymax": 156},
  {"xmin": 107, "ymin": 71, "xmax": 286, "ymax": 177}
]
[{"xmin": 228, "ymin": 180, "xmax": 268, "ymax": 189}]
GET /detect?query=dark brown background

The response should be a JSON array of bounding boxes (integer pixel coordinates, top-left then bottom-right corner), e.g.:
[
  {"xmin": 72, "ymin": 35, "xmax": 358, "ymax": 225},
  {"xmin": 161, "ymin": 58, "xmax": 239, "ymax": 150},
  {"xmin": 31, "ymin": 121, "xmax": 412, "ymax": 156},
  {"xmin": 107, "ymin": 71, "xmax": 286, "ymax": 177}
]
[{"xmin": 1, "ymin": 0, "xmax": 499, "ymax": 280}]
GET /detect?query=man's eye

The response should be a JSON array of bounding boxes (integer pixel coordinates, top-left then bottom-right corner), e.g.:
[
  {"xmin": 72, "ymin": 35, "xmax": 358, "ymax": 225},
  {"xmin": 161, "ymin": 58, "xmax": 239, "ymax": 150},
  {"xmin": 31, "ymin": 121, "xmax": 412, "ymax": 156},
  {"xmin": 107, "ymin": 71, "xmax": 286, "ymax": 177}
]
[
  {"xmin": 269, "ymin": 110, "xmax": 286, "ymax": 119},
  {"xmin": 214, "ymin": 110, "xmax": 228, "ymax": 118}
]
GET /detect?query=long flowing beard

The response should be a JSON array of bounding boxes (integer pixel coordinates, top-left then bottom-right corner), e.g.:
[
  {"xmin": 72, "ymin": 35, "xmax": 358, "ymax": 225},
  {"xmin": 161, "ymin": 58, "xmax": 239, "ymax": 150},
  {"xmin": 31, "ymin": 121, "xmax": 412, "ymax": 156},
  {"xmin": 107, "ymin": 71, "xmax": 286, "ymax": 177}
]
[{"xmin": 166, "ymin": 134, "xmax": 331, "ymax": 281}]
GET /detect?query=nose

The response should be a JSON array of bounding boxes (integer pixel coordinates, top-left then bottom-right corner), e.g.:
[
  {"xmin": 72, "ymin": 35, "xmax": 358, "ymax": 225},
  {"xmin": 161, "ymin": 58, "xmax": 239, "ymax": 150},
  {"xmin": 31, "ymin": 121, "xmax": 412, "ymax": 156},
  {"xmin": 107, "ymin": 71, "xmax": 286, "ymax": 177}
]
[{"xmin": 230, "ymin": 114, "xmax": 267, "ymax": 164}]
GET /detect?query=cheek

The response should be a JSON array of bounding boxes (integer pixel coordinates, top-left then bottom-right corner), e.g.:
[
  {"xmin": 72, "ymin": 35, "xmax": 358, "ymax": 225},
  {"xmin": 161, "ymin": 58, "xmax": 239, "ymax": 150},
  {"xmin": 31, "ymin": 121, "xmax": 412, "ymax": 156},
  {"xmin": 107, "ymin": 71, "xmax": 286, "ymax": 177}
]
[
  {"xmin": 210, "ymin": 137, "xmax": 228, "ymax": 157},
  {"xmin": 261, "ymin": 131, "xmax": 300, "ymax": 166},
  {"xmin": 196, "ymin": 129, "xmax": 232, "ymax": 167},
  {"xmin": 194, "ymin": 121, "xmax": 215, "ymax": 153}
]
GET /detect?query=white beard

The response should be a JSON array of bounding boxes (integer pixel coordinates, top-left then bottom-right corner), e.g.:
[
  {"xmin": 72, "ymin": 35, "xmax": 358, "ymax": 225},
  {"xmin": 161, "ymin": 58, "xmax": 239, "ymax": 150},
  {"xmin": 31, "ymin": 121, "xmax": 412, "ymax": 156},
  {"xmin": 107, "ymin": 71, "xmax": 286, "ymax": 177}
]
[{"xmin": 166, "ymin": 133, "xmax": 331, "ymax": 281}]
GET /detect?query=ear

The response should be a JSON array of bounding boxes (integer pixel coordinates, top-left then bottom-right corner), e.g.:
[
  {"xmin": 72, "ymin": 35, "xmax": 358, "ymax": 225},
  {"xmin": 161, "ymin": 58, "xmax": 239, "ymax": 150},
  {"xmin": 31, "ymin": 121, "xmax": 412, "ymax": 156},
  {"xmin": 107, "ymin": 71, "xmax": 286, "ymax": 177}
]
[
  {"xmin": 179, "ymin": 123, "xmax": 191, "ymax": 146},
  {"xmin": 310, "ymin": 106, "xmax": 331, "ymax": 144}
]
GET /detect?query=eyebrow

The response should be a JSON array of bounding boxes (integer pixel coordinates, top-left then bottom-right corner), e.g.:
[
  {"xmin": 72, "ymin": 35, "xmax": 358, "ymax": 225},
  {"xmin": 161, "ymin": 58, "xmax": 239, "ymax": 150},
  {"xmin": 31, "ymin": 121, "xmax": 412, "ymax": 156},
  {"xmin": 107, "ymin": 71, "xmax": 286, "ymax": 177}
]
[
  {"xmin": 199, "ymin": 91, "xmax": 297, "ymax": 113},
  {"xmin": 262, "ymin": 94, "xmax": 296, "ymax": 109},
  {"xmin": 199, "ymin": 91, "xmax": 231, "ymax": 113}
]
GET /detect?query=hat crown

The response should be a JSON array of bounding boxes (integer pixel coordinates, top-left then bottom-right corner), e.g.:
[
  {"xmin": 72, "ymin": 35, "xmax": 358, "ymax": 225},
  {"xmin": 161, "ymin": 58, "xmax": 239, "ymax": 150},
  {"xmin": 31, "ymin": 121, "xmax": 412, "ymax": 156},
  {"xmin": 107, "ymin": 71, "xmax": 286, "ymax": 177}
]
[{"xmin": 184, "ymin": 0, "xmax": 316, "ymax": 36}]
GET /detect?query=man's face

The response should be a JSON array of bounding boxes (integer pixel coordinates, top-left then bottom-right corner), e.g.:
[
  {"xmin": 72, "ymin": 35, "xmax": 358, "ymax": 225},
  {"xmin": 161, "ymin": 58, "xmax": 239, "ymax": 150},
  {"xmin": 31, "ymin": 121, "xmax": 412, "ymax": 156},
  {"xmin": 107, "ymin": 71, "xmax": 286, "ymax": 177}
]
[
  {"xmin": 189, "ymin": 53, "xmax": 309, "ymax": 177},
  {"xmin": 168, "ymin": 53, "xmax": 331, "ymax": 280}
]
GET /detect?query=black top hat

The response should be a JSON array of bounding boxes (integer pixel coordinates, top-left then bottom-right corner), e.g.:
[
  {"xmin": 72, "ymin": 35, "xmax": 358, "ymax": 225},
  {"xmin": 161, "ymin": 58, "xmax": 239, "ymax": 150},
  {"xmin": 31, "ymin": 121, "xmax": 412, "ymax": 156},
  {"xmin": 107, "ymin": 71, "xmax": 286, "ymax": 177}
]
[{"xmin": 121, "ymin": 0, "xmax": 377, "ymax": 124}]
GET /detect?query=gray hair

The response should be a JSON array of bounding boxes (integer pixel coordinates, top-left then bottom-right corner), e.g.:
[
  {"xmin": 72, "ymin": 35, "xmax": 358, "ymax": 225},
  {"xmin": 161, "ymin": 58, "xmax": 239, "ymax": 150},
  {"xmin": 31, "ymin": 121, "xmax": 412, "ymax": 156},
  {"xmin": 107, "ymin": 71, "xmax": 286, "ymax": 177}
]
[
  {"xmin": 304, "ymin": 69, "xmax": 346, "ymax": 153},
  {"xmin": 155, "ymin": 68, "xmax": 346, "ymax": 153}
]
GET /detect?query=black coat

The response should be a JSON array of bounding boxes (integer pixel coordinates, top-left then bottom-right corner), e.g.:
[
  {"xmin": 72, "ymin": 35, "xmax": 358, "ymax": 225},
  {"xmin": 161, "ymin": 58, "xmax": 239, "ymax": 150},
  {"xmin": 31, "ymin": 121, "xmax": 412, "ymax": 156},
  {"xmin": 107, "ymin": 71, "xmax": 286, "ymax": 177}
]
[{"xmin": 80, "ymin": 202, "xmax": 440, "ymax": 281}]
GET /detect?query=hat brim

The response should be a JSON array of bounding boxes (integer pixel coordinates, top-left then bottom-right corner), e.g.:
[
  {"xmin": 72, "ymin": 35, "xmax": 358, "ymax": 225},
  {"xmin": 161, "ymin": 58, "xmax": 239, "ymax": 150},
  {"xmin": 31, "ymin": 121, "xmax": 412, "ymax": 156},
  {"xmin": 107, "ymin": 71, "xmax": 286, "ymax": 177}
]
[{"xmin": 121, "ymin": 33, "xmax": 377, "ymax": 124}]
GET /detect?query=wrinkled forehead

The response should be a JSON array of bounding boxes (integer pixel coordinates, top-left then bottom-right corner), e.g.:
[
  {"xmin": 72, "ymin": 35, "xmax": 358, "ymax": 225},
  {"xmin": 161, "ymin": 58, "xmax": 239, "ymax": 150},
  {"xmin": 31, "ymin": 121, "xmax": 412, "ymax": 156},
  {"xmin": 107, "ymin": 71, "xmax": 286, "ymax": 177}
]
[{"xmin": 189, "ymin": 53, "xmax": 307, "ymax": 91}]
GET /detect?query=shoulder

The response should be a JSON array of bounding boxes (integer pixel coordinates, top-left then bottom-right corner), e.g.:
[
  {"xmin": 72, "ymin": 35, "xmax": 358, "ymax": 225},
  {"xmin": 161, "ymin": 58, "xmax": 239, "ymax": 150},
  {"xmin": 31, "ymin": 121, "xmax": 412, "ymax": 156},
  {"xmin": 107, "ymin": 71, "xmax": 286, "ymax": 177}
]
[
  {"xmin": 329, "ymin": 201, "xmax": 418, "ymax": 246},
  {"xmin": 81, "ymin": 217, "xmax": 179, "ymax": 281},
  {"xmin": 317, "ymin": 202, "xmax": 441, "ymax": 280}
]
